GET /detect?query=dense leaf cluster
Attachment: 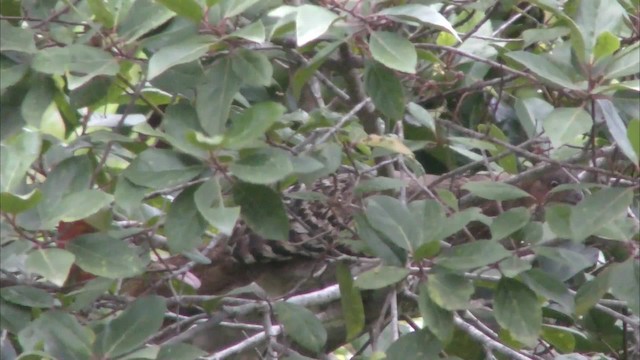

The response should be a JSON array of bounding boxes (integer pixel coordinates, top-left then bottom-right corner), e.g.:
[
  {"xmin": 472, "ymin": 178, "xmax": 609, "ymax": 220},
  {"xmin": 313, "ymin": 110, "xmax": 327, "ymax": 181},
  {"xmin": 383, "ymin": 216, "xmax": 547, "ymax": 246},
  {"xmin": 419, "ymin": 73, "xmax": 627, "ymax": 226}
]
[{"xmin": 0, "ymin": 0, "xmax": 638, "ymax": 359}]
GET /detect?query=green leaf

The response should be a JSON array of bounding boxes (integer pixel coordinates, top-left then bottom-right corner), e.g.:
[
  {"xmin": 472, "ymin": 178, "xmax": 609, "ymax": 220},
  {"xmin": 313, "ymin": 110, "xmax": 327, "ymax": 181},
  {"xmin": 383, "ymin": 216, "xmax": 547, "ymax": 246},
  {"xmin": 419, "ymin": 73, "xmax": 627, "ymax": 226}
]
[
  {"xmin": 196, "ymin": 57, "xmax": 242, "ymax": 135},
  {"xmin": 574, "ymin": 268, "xmax": 611, "ymax": 315},
  {"xmin": 604, "ymin": 43, "xmax": 640, "ymax": 79},
  {"xmin": 570, "ymin": 187, "xmax": 634, "ymax": 242},
  {"xmin": 0, "ymin": 21, "xmax": 36, "ymax": 53},
  {"xmin": 224, "ymin": 102, "xmax": 286, "ymax": 149},
  {"xmin": 545, "ymin": 204, "xmax": 573, "ymax": 239},
  {"xmin": 364, "ymin": 195, "xmax": 421, "ymax": 252},
  {"xmin": 354, "ymin": 266, "xmax": 410, "ymax": 290},
  {"xmin": 522, "ymin": 27, "xmax": 571, "ymax": 48},
  {"xmin": 406, "ymin": 102, "xmax": 436, "ymax": 132},
  {"xmin": 498, "ymin": 256, "xmax": 532, "ymax": 278},
  {"xmin": 31, "ymin": 44, "xmax": 119, "ymax": 87},
  {"xmin": 418, "ymin": 283, "xmax": 453, "ymax": 343},
  {"xmin": 229, "ymin": 148, "xmax": 294, "ymax": 184},
  {"xmin": 378, "ymin": 4, "xmax": 460, "ymax": 42},
  {"xmin": 490, "ymin": 207, "xmax": 531, "ymax": 241},
  {"xmin": 21, "ymin": 76, "xmax": 55, "ymax": 128},
  {"xmin": 355, "ymin": 176, "xmax": 408, "ymax": 195},
  {"xmin": 609, "ymin": 259, "xmax": 640, "ymax": 315},
  {"xmin": 542, "ymin": 107, "xmax": 592, "ymax": 149},
  {"xmin": 385, "ymin": 329, "xmax": 442, "ymax": 360},
  {"xmin": 461, "ymin": 181, "xmax": 532, "ymax": 201},
  {"xmin": 533, "ymin": 246, "xmax": 595, "ymax": 281},
  {"xmin": 541, "ymin": 325, "xmax": 577, "ymax": 353},
  {"xmin": 147, "ymin": 36, "xmax": 212, "ymax": 79},
  {"xmin": 156, "ymin": 0, "xmax": 204, "ymax": 22},
  {"xmin": 369, "ymin": 31, "xmax": 417, "ymax": 73},
  {"xmin": 166, "ymin": 186, "xmax": 208, "ymax": 252},
  {"xmin": 573, "ymin": 0, "xmax": 627, "ymax": 60},
  {"xmin": 116, "ymin": 0, "xmax": 175, "ymax": 43},
  {"xmin": 494, "ymin": 278, "xmax": 542, "ymax": 346},
  {"xmin": 596, "ymin": 98, "xmax": 638, "ymax": 164},
  {"xmin": 123, "ymin": 148, "xmax": 204, "ymax": 189},
  {"xmin": 353, "ymin": 214, "xmax": 406, "ymax": 267},
  {"xmin": 87, "ymin": 0, "xmax": 115, "ymax": 27},
  {"xmin": 292, "ymin": 41, "xmax": 342, "ymax": 100},
  {"xmin": 295, "ymin": 5, "xmax": 338, "ymax": 46},
  {"xmin": 336, "ymin": 263, "xmax": 365, "ymax": 341},
  {"xmin": 94, "ymin": 296, "xmax": 166, "ymax": 358},
  {"xmin": 505, "ymin": 51, "xmax": 584, "ymax": 90},
  {"xmin": 0, "ymin": 57, "xmax": 29, "ymax": 90},
  {"xmin": 593, "ymin": 31, "xmax": 620, "ymax": 60},
  {"xmin": 0, "ymin": 189, "xmax": 42, "ymax": 214},
  {"xmin": 364, "ymin": 61, "xmax": 405, "ymax": 120},
  {"xmin": 233, "ymin": 182, "xmax": 289, "ymax": 241},
  {"xmin": 627, "ymin": 118, "xmax": 640, "ymax": 160},
  {"xmin": 18, "ymin": 311, "xmax": 94, "ymax": 360},
  {"xmin": 436, "ymin": 241, "xmax": 511, "ymax": 271},
  {"xmin": 53, "ymin": 190, "xmax": 113, "ymax": 224},
  {"xmin": 1, "ymin": 300, "xmax": 31, "ymax": 334},
  {"xmin": 157, "ymin": 343, "xmax": 206, "ymax": 360},
  {"xmin": 476, "ymin": 124, "xmax": 518, "ymax": 173},
  {"xmin": 274, "ymin": 302, "xmax": 327, "ymax": 353},
  {"xmin": 231, "ymin": 48, "xmax": 273, "ymax": 87},
  {"xmin": 426, "ymin": 271, "xmax": 474, "ymax": 311},
  {"xmin": 0, "ymin": 286, "xmax": 54, "ymax": 308},
  {"xmin": 408, "ymin": 199, "xmax": 445, "ymax": 245},
  {"xmin": 66, "ymin": 234, "xmax": 147, "ymax": 279},
  {"xmin": 194, "ymin": 179, "xmax": 239, "ymax": 236},
  {"xmin": 0, "ymin": 130, "xmax": 41, "ymax": 193},
  {"xmin": 220, "ymin": 0, "xmax": 261, "ymax": 18},
  {"xmin": 26, "ymin": 249, "xmax": 75, "ymax": 287},
  {"xmin": 228, "ymin": 20, "xmax": 266, "ymax": 42}
]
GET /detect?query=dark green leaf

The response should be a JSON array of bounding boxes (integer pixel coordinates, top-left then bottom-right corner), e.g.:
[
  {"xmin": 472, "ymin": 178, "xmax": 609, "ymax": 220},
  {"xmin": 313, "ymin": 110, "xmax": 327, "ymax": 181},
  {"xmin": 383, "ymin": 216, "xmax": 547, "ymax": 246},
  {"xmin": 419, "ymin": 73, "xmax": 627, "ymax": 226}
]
[
  {"xmin": 542, "ymin": 107, "xmax": 592, "ymax": 149},
  {"xmin": 231, "ymin": 49, "xmax": 273, "ymax": 86},
  {"xmin": 426, "ymin": 271, "xmax": 474, "ymax": 311},
  {"xmin": 570, "ymin": 187, "xmax": 634, "ymax": 242},
  {"xmin": 166, "ymin": 186, "xmax": 208, "ymax": 252},
  {"xmin": 498, "ymin": 256, "xmax": 532, "ymax": 278},
  {"xmin": 353, "ymin": 214, "xmax": 406, "ymax": 267},
  {"xmin": 627, "ymin": 118, "xmax": 640, "ymax": 160},
  {"xmin": 418, "ymin": 283, "xmax": 453, "ymax": 343},
  {"xmin": 0, "ymin": 130, "xmax": 41, "ymax": 193},
  {"xmin": 196, "ymin": 57, "xmax": 242, "ymax": 135},
  {"xmin": 354, "ymin": 266, "xmax": 410, "ymax": 290},
  {"xmin": 156, "ymin": 0, "xmax": 204, "ymax": 22},
  {"xmin": 292, "ymin": 41, "xmax": 342, "ymax": 100},
  {"xmin": 229, "ymin": 147, "xmax": 294, "ymax": 184},
  {"xmin": 609, "ymin": 259, "xmax": 640, "ymax": 315},
  {"xmin": 541, "ymin": 325, "xmax": 577, "ymax": 353},
  {"xmin": 0, "ymin": 189, "xmax": 42, "ymax": 214},
  {"xmin": 18, "ymin": 311, "xmax": 93, "ymax": 360},
  {"xmin": 274, "ymin": 302, "xmax": 327, "ymax": 353},
  {"xmin": 336, "ymin": 263, "xmax": 365, "ymax": 341},
  {"xmin": 461, "ymin": 181, "xmax": 532, "ymax": 201},
  {"xmin": 364, "ymin": 195, "xmax": 421, "ymax": 252},
  {"xmin": 25, "ymin": 248, "xmax": 75, "ymax": 287},
  {"xmin": 364, "ymin": 61, "xmax": 405, "ymax": 120},
  {"xmin": 369, "ymin": 31, "xmax": 417, "ymax": 73},
  {"xmin": 224, "ymin": 102, "xmax": 286, "ymax": 149},
  {"xmin": 546, "ymin": 204, "xmax": 573, "ymax": 239},
  {"xmin": 436, "ymin": 241, "xmax": 510, "ymax": 271},
  {"xmin": 574, "ymin": 268, "xmax": 611, "ymax": 316},
  {"xmin": 505, "ymin": 51, "xmax": 584, "ymax": 90},
  {"xmin": 0, "ymin": 21, "xmax": 36, "ymax": 53},
  {"xmin": 67, "ymin": 234, "xmax": 147, "ymax": 279},
  {"xmin": 194, "ymin": 179, "xmax": 239, "ymax": 236},
  {"xmin": 1, "ymin": 286, "xmax": 54, "ymax": 308},
  {"xmin": 148, "ymin": 36, "xmax": 212, "ymax": 79},
  {"xmin": 490, "ymin": 207, "xmax": 531, "ymax": 241},
  {"xmin": 123, "ymin": 148, "xmax": 204, "ymax": 189},
  {"xmin": 597, "ymin": 98, "xmax": 638, "ymax": 164},
  {"xmin": 233, "ymin": 182, "xmax": 289, "ymax": 241},
  {"xmin": 494, "ymin": 278, "xmax": 542, "ymax": 346},
  {"xmin": 385, "ymin": 328, "xmax": 442, "ymax": 360},
  {"xmin": 94, "ymin": 296, "xmax": 166, "ymax": 358}
]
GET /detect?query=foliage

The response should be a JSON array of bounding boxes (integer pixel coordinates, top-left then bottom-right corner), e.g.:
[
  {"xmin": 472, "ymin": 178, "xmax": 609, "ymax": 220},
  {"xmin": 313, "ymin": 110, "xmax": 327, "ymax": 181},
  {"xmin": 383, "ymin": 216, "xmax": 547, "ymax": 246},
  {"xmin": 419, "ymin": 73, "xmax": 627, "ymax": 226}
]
[{"xmin": 1, "ymin": 0, "xmax": 639, "ymax": 359}]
